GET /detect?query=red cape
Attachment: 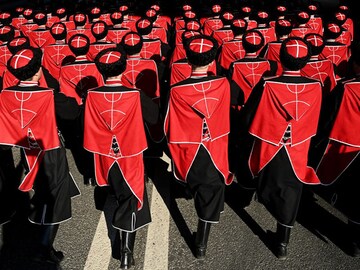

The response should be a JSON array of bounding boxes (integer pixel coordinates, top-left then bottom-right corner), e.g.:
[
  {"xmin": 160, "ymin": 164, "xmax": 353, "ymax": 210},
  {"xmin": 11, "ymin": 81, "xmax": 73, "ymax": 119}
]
[
  {"xmin": 42, "ymin": 44, "xmax": 75, "ymax": 80},
  {"xmin": 164, "ymin": 77, "xmax": 233, "ymax": 185},
  {"xmin": 317, "ymin": 81, "xmax": 360, "ymax": 184},
  {"xmin": 28, "ymin": 30, "xmax": 55, "ymax": 48},
  {"xmin": 218, "ymin": 39, "xmax": 245, "ymax": 70},
  {"xmin": 249, "ymin": 79, "xmax": 322, "ymax": 184},
  {"xmin": 264, "ymin": 42, "xmax": 283, "ymax": 76},
  {"xmin": 0, "ymin": 88, "xmax": 60, "ymax": 191},
  {"xmin": 231, "ymin": 59, "xmax": 270, "ymax": 103},
  {"xmin": 84, "ymin": 90, "xmax": 147, "ymax": 209}
]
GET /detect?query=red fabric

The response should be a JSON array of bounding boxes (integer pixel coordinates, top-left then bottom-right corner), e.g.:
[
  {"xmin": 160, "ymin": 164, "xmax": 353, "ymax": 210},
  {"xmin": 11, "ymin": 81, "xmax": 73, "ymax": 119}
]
[
  {"xmin": 140, "ymin": 39, "xmax": 162, "ymax": 61},
  {"xmin": 67, "ymin": 28, "xmax": 95, "ymax": 43},
  {"xmin": 2, "ymin": 69, "xmax": 48, "ymax": 88},
  {"xmin": 320, "ymin": 44, "xmax": 348, "ymax": 77},
  {"xmin": 59, "ymin": 62, "xmax": 104, "ymax": 105},
  {"xmin": 12, "ymin": 17, "xmax": 28, "ymax": 29},
  {"xmin": 122, "ymin": 58, "xmax": 160, "ymax": 98},
  {"xmin": 249, "ymin": 79, "xmax": 322, "ymax": 184},
  {"xmin": 257, "ymin": 27, "xmax": 276, "ymax": 46},
  {"xmin": 45, "ymin": 16, "xmax": 60, "ymax": 28},
  {"xmin": 212, "ymin": 28, "xmax": 234, "ymax": 46},
  {"xmin": 307, "ymin": 17, "xmax": 323, "ymax": 35},
  {"xmin": 169, "ymin": 44, "xmax": 186, "ymax": 65},
  {"xmin": 264, "ymin": 42, "xmax": 283, "ymax": 75},
  {"xmin": 0, "ymin": 89, "xmax": 60, "ymax": 191},
  {"xmin": 87, "ymin": 42, "xmax": 117, "ymax": 61},
  {"xmin": 42, "ymin": 44, "xmax": 75, "ymax": 80},
  {"xmin": 83, "ymin": 90, "xmax": 147, "ymax": 209},
  {"xmin": 164, "ymin": 77, "xmax": 233, "ymax": 184},
  {"xmin": 28, "ymin": 30, "xmax": 55, "ymax": 48},
  {"xmin": 170, "ymin": 60, "xmax": 217, "ymax": 86},
  {"xmin": 121, "ymin": 20, "xmax": 137, "ymax": 32},
  {"xmin": 290, "ymin": 26, "xmax": 316, "ymax": 38},
  {"xmin": 317, "ymin": 81, "xmax": 360, "ymax": 184},
  {"xmin": 343, "ymin": 18, "xmax": 354, "ymax": 40},
  {"xmin": 0, "ymin": 44, "xmax": 12, "ymax": 77},
  {"xmin": 336, "ymin": 31, "xmax": 352, "ymax": 47},
  {"xmin": 147, "ymin": 27, "xmax": 168, "ymax": 44},
  {"xmin": 107, "ymin": 28, "xmax": 131, "ymax": 44},
  {"xmin": 203, "ymin": 18, "xmax": 223, "ymax": 35},
  {"xmin": 301, "ymin": 59, "xmax": 337, "ymax": 95},
  {"xmin": 231, "ymin": 59, "xmax": 270, "ymax": 103},
  {"xmin": 218, "ymin": 39, "xmax": 245, "ymax": 70},
  {"xmin": 19, "ymin": 23, "xmax": 39, "ymax": 36}
]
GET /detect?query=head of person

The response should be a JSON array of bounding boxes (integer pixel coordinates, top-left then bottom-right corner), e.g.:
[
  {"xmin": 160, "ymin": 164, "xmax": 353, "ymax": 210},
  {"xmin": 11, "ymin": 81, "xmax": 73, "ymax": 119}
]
[
  {"xmin": 94, "ymin": 47, "xmax": 126, "ymax": 79},
  {"xmin": 121, "ymin": 32, "xmax": 143, "ymax": 56},
  {"xmin": 7, "ymin": 47, "xmax": 42, "ymax": 81},
  {"xmin": 231, "ymin": 18, "xmax": 248, "ymax": 37},
  {"xmin": 242, "ymin": 29, "xmax": 265, "ymax": 54},
  {"xmin": 50, "ymin": 22, "xmax": 67, "ymax": 41},
  {"xmin": 91, "ymin": 20, "xmax": 108, "ymax": 41},
  {"xmin": 136, "ymin": 18, "xmax": 153, "ymax": 36},
  {"xmin": 275, "ymin": 19, "xmax": 293, "ymax": 38},
  {"xmin": 7, "ymin": 36, "xmax": 30, "ymax": 54},
  {"xmin": 0, "ymin": 25, "xmax": 15, "ymax": 43},
  {"xmin": 184, "ymin": 34, "xmax": 218, "ymax": 67},
  {"xmin": 68, "ymin": 34, "xmax": 90, "ymax": 56},
  {"xmin": 304, "ymin": 33, "xmax": 325, "ymax": 56},
  {"xmin": 280, "ymin": 37, "xmax": 311, "ymax": 70}
]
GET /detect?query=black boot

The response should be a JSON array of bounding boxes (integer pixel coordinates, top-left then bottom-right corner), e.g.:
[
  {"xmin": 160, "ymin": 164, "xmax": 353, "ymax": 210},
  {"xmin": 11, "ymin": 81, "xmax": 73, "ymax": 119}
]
[
  {"xmin": 348, "ymin": 220, "xmax": 360, "ymax": 257},
  {"xmin": 33, "ymin": 224, "xmax": 64, "ymax": 264},
  {"xmin": 194, "ymin": 220, "xmax": 211, "ymax": 259},
  {"xmin": 274, "ymin": 223, "xmax": 291, "ymax": 260},
  {"xmin": 120, "ymin": 231, "xmax": 136, "ymax": 269}
]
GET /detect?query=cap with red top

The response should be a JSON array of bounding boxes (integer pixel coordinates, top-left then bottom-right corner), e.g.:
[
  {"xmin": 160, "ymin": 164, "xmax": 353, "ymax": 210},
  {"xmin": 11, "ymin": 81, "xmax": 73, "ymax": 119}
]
[
  {"xmin": 136, "ymin": 18, "xmax": 153, "ymax": 36},
  {"xmin": 33, "ymin": 12, "xmax": 47, "ymax": 26},
  {"xmin": 182, "ymin": 5, "xmax": 192, "ymax": 11},
  {"xmin": 146, "ymin": 8, "xmax": 158, "ymax": 23},
  {"xmin": 242, "ymin": 29, "xmax": 265, "ymax": 53},
  {"xmin": 73, "ymin": 12, "xmax": 87, "ymax": 27},
  {"xmin": 121, "ymin": 31, "xmax": 143, "ymax": 55},
  {"xmin": 220, "ymin": 12, "xmax": 234, "ymax": 26},
  {"xmin": 91, "ymin": 20, "xmax": 108, "ymax": 41},
  {"xmin": 241, "ymin": 6, "xmax": 252, "ymax": 17},
  {"xmin": 181, "ymin": 30, "xmax": 201, "ymax": 43},
  {"xmin": 296, "ymin": 11, "xmax": 310, "ymax": 25},
  {"xmin": 110, "ymin": 11, "xmax": 123, "ymax": 25},
  {"xmin": 7, "ymin": 48, "xmax": 42, "ymax": 81},
  {"xmin": 0, "ymin": 25, "xmax": 15, "ymax": 42},
  {"xmin": 280, "ymin": 37, "xmax": 311, "ymax": 70},
  {"xmin": 119, "ymin": 5, "xmax": 129, "ymax": 16},
  {"xmin": 334, "ymin": 12, "xmax": 347, "ymax": 26},
  {"xmin": 212, "ymin": 4, "xmax": 222, "ymax": 15},
  {"xmin": 307, "ymin": 4, "xmax": 318, "ymax": 15},
  {"xmin": 324, "ymin": 22, "xmax": 343, "ymax": 39},
  {"xmin": 256, "ymin": 11, "xmax": 270, "ymax": 25},
  {"xmin": 184, "ymin": 10, "xmax": 196, "ymax": 22},
  {"xmin": 68, "ymin": 34, "xmax": 90, "ymax": 56},
  {"xmin": 89, "ymin": 7, "xmax": 101, "ymax": 21},
  {"xmin": 94, "ymin": 47, "xmax": 126, "ymax": 77},
  {"xmin": 151, "ymin": 5, "xmax": 160, "ymax": 12},
  {"xmin": 50, "ymin": 22, "xmax": 67, "ymax": 40},
  {"xmin": 0, "ymin": 12, "xmax": 12, "ymax": 25},
  {"xmin": 185, "ymin": 20, "xmax": 201, "ymax": 31},
  {"xmin": 55, "ymin": 8, "xmax": 67, "ymax": 19},
  {"xmin": 275, "ymin": 19, "xmax": 293, "ymax": 37},
  {"xmin": 304, "ymin": 33, "xmax": 325, "ymax": 56},
  {"xmin": 15, "ymin": 7, "xmax": 24, "ymax": 14},
  {"xmin": 7, "ymin": 36, "xmax": 30, "ymax": 54},
  {"xmin": 23, "ymin": 8, "xmax": 33, "ymax": 20},
  {"xmin": 231, "ymin": 18, "xmax": 248, "ymax": 36},
  {"xmin": 184, "ymin": 34, "xmax": 218, "ymax": 66}
]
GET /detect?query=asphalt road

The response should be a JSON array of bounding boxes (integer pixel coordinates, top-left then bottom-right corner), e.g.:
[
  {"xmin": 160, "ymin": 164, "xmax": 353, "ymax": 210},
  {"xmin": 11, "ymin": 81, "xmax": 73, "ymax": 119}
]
[{"xmin": 0, "ymin": 148, "xmax": 359, "ymax": 270}]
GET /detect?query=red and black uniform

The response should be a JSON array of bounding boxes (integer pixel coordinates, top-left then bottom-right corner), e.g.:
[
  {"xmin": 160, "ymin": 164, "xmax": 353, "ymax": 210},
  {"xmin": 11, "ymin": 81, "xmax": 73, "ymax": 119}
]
[
  {"xmin": 316, "ymin": 78, "xmax": 360, "ymax": 223},
  {"xmin": 246, "ymin": 71, "xmax": 322, "ymax": 226},
  {"xmin": 164, "ymin": 73, "xmax": 234, "ymax": 222},
  {"xmin": 0, "ymin": 82, "xmax": 80, "ymax": 224},
  {"xmin": 84, "ymin": 79, "xmax": 159, "ymax": 231}
]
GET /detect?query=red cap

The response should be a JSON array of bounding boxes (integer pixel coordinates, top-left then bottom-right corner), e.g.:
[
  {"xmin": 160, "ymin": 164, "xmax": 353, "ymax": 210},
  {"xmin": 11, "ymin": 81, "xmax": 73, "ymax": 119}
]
[
  {"xmin": 23, "ymin": 9, "xmax": 33, "ymax": 17},
  {"xmin": 69, "ymin": 35, "xmax": 89, "ymax": 48},
  {"xmin": 308, "ymin": 5, "xmax": 317, "ymax": 11},
  {"xmin": 57, "ymin": 8, "xmax": 66, "ymax": 15},
  {"xmin": 0, "ymin": 12, "xmax": 11, "ymax": 19},
  {"xmin": 305, "ymin": 33, "xmax": 324, "ymax": 47},
  {"xmin": 182, "ymin": 5, "xmax": 192, "ymax": 11},
  {"xmin": 277, "ymin": 6, "xmax": 287, "ymax": 12},
  {"xmin": 146, "ymin": 9, "xmax": 157, "ymax": 18},
  {"xmin": 284, "ymin": 38, "xmax": 309, "ymax": 58},
  {"xmin": 327, "ymin": 23, "xmax": 341, "ymax": 34},
  {"xmin": 257, "ymin": 11, "xmax": 269, "ymax": 19},
  {"xmin": 0, "ymin": 25, "xmax": 12, "ymax": 34},
  {"xmin": 34, "ymin": 13, "xmax": 46, "ymax": 20},
  {"xmin": 92, "ymin": 21, "xmax": 107, "ymax": 35},
  {"xmin": 244, "ymin": 30, "xmax": 263, "ymax": 46},
  {"xmin": 119, "ymin": 5, "xmax": 129, "ymax": 12},
  {"xmin": 185, "ymin": 20, "xmax": 201, "ymax": 31},
  {"xmin": 242, "ymin": 7, "xmax": 251, "ymax": 14},
  {"xmin": 50, "ymin": 22, "xmax": 66, "ymax": 35},
  {"xmin": 74, "ymin": 13, "xmax": 86, "ymax": 23},
  {"xmin": 212, "ymin": 5, "xmax": 221, "ymax": 14},
  {"xmin": 232, "ymin": 18, "xmax": 247, "ymax": 28},
  {"xmin": 222, "ymin": 12, "xmax": 234, "ymax": 21},
  {"xmin": 98, "ymin": 50, "xmax": 122, "ymax": 64},
  {"xmin": 123, "ymin": 32, "xmax": 141, "ymax": 46},
  {"xmin": 184, "ymin": 11, "xmax": 196, "ymax": 19},
  {"xmin": 188, "ymin": 37, "xmax": 215, "ymax": 53},
  {"xmin": 9, "ymin": 49, "xmax": 33, "ymax": 69},
  {"xmin": 111, "ymin": 12, "xmax": 122, "ymax": 20},
  {"xmin": 278, "ymin": 19, "xmax": 291, "ymax": 27},
  {"xmin": 91, "ymin": 7, "xmax": 101, "ymax": 15},
  {"xmin": 182, "ymin": 30, "xmax": 201, "ymax": 40},
  {"xmin": 151, "ymin": 5, "xmax": 160, "ymax": 11},
  {"xmin": 137, "ymin": 18, "xmax": 151, "ymax": 29},
  {"xmin": 9, "ymin": 37, "xmax": 28, "ymax": 47}
]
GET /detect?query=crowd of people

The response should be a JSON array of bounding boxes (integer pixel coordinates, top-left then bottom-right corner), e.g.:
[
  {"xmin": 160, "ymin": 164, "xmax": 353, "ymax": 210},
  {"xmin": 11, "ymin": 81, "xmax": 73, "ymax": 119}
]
[{"xmin": 0, "ymin": 0, "xmax": 358, "ymax": 268}]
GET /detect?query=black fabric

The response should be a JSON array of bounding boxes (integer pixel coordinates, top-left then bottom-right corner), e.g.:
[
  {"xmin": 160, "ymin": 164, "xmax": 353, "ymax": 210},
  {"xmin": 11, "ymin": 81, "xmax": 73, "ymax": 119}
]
[
  {"xmin": 256, "ymin": 147, "xmax": 303, "ymax": 226},
  {"xmin": 108, "ymin": 163, "xmax": 151, "ymax": 232},
  {"xmin": 28, "ymin": 147, "xmax": 80, "ymax": 224},
  {"xmin": 187, "ymin": 145, "xmax": 225, "ymax": 222}
]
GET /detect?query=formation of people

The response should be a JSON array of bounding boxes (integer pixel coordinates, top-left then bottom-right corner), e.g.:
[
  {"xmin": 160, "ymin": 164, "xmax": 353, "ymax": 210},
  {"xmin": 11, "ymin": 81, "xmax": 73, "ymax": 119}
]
[{"xmin": 0, "ymin": 0, "xmax": 358, "ymax": 268}]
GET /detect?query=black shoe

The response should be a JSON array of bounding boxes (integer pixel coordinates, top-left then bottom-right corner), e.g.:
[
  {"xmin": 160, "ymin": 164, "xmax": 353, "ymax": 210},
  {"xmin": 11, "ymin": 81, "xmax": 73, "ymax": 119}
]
[
  {"xmin": 32, "ymin": 246, "xmax": 64, "ymax": 264},
  {"xmin": 120, "ymin": 231, "xmax": 136, "ymax": 269},
  {"xmin": 350, "ymin": 241, "xmax": 360, "ymax": 257},
  {"xmin": 120, "ymin": 251, "xmax": 135, "ymax": 269},
  {"xmin": 275, "ymin": 243, "xmax": 287, "ymax": 260},
  {"xmin": 194, "ymin": 220, "xmax": 211, "ymax": 259}
]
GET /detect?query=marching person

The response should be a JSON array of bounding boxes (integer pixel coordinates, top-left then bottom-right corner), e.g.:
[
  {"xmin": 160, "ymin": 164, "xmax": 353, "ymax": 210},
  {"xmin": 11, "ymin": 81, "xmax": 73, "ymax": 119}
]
[
  {"xmin": 164, "ymin": 34, "xmax": 234, "ymax": 259},
  {"xmin": 84, "ymin": 47, "xmax": 158, "ymax": 269},
  {"xmin": 244, "ymin": 37, "xmax": 322, "ymax": 260},
  {"xmin": 0, "ymin": 47, "xmax": 80, "ymax": 264}
]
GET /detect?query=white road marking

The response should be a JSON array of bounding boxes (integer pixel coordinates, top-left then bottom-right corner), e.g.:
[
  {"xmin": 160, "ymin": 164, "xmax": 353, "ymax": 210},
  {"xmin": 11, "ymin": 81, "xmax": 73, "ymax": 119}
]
[
  {"xmin": 143, "ymin": 154, "xmax": 171, "ymax": 270},
  {"xmin": 84, "ymin": 213, "xmax": 111, "ymax": 270}
]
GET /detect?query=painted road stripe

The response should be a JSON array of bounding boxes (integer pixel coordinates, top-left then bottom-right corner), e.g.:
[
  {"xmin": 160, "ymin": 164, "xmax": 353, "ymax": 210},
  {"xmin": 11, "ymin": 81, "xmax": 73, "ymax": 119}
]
[
  {"xmin": 143, "ymin": 154, "xmax": 171, "ymax": 270},
  {"xmin": 84, "ymin": 213, "xmax": 111, "ymax": 270}
]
